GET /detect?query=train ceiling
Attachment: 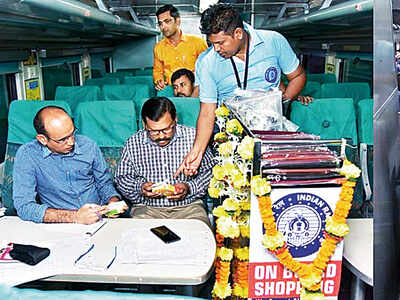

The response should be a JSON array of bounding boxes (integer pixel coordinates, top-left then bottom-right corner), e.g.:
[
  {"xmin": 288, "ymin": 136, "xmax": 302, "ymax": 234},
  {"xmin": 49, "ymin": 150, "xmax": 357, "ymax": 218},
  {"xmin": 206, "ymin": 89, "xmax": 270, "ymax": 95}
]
[{"xmin": 0, "ymin": 0, "xmax": 372, "ymax": 60}]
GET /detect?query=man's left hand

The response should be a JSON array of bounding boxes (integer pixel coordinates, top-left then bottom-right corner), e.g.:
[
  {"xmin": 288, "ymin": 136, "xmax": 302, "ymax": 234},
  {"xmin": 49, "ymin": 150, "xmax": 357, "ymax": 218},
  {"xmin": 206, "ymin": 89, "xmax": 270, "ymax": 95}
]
[{"xmin": 167, "ymin": 183, "xmax": 189, "ymax": 201}]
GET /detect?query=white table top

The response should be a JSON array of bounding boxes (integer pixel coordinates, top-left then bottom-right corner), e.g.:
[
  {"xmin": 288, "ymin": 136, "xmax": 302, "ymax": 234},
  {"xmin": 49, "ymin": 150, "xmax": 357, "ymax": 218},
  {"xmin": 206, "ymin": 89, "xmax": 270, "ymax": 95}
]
[
  {"xmin": 0, "ymin": 217, "xmax": 216, "ymax": 287},
  {"xmin": 343, "ymin": 218, "xmax": 373, "ymax": 286}
]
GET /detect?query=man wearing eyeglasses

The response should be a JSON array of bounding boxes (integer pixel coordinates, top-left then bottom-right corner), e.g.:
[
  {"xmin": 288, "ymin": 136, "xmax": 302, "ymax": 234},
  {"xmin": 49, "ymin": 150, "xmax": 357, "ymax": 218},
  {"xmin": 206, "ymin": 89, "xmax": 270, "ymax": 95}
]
[
  {"xmin": 114, "ymin": 97, "xmax": 214, "ymax": 225},
  {"xmin": 13, "ymin": 106, "xmax": 126, "ymax": 224},
  {"xmin": 153, "ymin": 4, "xmax": 208, "ymax": 92}
]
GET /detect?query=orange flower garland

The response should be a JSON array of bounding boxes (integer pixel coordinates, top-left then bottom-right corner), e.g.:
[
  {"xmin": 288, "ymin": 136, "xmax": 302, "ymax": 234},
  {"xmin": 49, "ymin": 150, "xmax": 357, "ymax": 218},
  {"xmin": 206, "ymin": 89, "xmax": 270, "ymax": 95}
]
[{"xmin": 254, "ymin": 160, "xmax": 360, "ymax": 299}]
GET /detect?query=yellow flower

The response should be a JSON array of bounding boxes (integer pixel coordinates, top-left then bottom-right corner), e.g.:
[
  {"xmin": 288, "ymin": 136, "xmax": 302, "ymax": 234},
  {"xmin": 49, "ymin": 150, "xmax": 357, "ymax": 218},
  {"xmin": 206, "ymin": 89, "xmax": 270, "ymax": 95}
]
[
  {"xmin": 325, "ymin": 216, "xmax": 349, "ymax": 237},
  {"xmin": 300, "ymin": 288, "xmax": 325, "ymax": 300},
  {"xmin": 212, "ymin": 281, "xmax": 232, "ymax": 299},
  {"xmin": 208, "ymin": 187, "xmax": 221, "ymax": 198},
  {"xmin": 240, "ymin": 224, "xmax": 250, "ymax": 238},
  {"xmin": 239, "ymin": 201, "xmax": 251, "ymax": 211},
  {"xmin": 234, "ymin": 247, "xmax": 249, "ymax": 261},
  {"xmin": 262, "ymin": 231, "xmax": 285, "ymax": 250},
  {"xmin": 233, "ymin": 283, "xmax": 248, "ymax": 298},
  {"xmin": 340, "ymin": 159, "xmax": 361, "ymax": 179},
  {"xmin": 223, "ymin": 162, "xmax": 240, "ymax": 178},
  {"xmin": 218, "ymin": 141, "xmax": 234, "ymax": 157},
  {"xmin": 232, "ymin": 172, "xmax": 248, "ymax": 189},
  {"xmin": 216, "ymin": 216, "xmax": 240, "ymax": 239},
  {"xmin": 251, "ymin": 176, "xmax": 271, "ymax": 196},
  {"xmin": 222, "ymin": 198, "xmax": 240, "ymax": 212},
  {"xmin": 226, "ymin": 119, "xmax": 243, "ymax": 135},
  {"xmin": 214, "ymin": 132, "xmax": 228, "ymax": 143},
  {"xmin": 299, "ymin": 265, "xmax": 322, "ymax": 289},
  {"xmin": 213, "ymin": 206, "xmax": 228, "ymax": 218},
  {"xmin": 212, "ymin": 165, "xmax": 225, "ymax": 180},
  {"xmin": 215, "ymin": 106, "xmax": 230, "ymax": 118},
  {"xmin": 217, "ymin": 247, "xmax": 234, "ymax": 261},
  {"xmin": 237, "ymin": 136, "xmax": 254, "ymax": 160}
]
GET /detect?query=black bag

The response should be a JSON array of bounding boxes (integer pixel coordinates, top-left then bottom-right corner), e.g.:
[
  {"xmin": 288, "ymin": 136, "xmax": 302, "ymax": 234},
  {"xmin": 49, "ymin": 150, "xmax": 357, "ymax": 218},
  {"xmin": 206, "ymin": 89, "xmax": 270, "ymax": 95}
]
[{"xmin": 9, "ymin": 243, "xmax": 50, "ymax": 265}]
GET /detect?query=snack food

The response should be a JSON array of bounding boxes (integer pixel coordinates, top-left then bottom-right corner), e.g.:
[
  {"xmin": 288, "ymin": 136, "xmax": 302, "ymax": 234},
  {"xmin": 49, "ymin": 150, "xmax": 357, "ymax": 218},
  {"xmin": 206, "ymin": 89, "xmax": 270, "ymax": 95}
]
[
  {"xmin": 152, "ymin": 182, "xmax": 176, "ymax": 196},
  {"xmin": 105, "ymin": 201, "xmax": 127, "ymax": 217}
]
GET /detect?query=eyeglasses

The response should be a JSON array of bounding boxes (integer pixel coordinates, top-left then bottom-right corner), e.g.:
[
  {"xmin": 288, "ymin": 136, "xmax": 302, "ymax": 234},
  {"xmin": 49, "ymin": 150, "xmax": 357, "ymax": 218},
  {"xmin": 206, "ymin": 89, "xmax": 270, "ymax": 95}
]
[
  {"xmin": 146, "ymin": 121, "xmax": 176, "ymax": 137},
  {"xmin": 157, "ymin": 18, "xmax": 174, "ymax": 27},
  {"xmin": 46, "ymin": 128, "xmax": 78, "ymax": 144}
]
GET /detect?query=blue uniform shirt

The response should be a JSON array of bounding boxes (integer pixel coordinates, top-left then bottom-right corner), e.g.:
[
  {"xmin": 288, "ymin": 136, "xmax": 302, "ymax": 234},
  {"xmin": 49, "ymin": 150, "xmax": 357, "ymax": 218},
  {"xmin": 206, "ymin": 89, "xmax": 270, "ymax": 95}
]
[
  {"xmin": 195, "ymin": 23, "xmax": 299, "ymax": 104},
  {"xmin": 13, "ymin": 135, "xmax": 120, "ymax": 223}
]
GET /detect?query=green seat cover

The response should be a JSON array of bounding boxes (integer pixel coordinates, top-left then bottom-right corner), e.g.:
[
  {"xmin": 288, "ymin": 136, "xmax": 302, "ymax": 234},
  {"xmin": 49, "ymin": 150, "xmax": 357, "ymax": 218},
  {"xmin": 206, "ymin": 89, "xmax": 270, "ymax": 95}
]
[
  {"xmin": 357, "ymin": 98, "xmax": 373, "ymax": 145},
  {"xmin": 320, "ymin": 82, "xmax": 371, "ymax": 106},
  {"xmin": 290, "ymin": 98, "xmax": 358, "ymax": 145},
  {"xmin": 84, "ymin": 77, "xmax": 120, "ymax": 86},
  {"xmin": 104, "ymin": 71, "xmax": 133, "ymax": 80},
  {"xmin": 123, "ymin": 75, "xmax": 155, "ymax": 97},
  {"xmin": 101, "ymin": 84, "xmax": 149, "ymax": 101},
  {"xmin": 300, "ymin": 81, "xmax": 321, "ymax": 98},
  {"xmin": 7, "ymin": 100, "xmax": 72, "ymax": 144},
  {"xmin": 55, "ymin": 86, "xmax": 101, "ymax": 116},
  {"xmin": 75, "ymin": 101, "xmax": 137, "ymax": 147},
  {"xmin": 132, "ymin": 68, "xmax": 153, "ymax": 76},
  {"xmin": 156, "ymin": 85, "xmax": 174, "ymax": 97},
  {"xmin": 136, "ymin": 97, "xmax": 200, "ymax": 129},
  {"xmin": 3, "ymin": 100, "xmax": 72, "ymax": 215},
  {"xmin": 307, "ymin": 73, "xmax": 337, "ymax": 84}
]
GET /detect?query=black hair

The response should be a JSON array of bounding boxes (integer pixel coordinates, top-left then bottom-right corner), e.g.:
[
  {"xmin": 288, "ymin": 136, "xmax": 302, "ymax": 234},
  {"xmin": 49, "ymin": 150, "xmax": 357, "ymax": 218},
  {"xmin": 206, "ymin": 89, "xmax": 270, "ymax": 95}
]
[
  {"xmin": 141, "ymin": 97, "xmax": 176, "ymax": 124},
  {"xmin": 171, "ymin": 68, "xmax": 195, "ymax": 85},
  {"xmin": 200, "ymin": 4, "xmax": 243, "ymax": 35},
  {"xmin": 156, "ymin": 4, "xmax": 180, "ymax": 19},
  {"xmin": 33, "ymin": 105, "xmax": 68, "ymax": 135}
]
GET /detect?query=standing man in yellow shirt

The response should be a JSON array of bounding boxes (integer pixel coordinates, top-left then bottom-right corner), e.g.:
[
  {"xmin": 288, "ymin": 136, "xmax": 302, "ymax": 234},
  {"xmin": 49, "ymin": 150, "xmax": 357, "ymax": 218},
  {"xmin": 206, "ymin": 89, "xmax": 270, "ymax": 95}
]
[{"xmin": 153, "ymin": 4, "xmax": 208, "ymax": 91}]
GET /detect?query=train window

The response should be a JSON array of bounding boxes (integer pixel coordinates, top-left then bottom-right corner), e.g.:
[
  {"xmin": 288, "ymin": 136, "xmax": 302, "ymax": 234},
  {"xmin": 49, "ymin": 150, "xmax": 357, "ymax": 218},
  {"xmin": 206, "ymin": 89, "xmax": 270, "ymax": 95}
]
[{"xmin": 71, "ymin": 62, "xmax": 81, "ymax": 86}]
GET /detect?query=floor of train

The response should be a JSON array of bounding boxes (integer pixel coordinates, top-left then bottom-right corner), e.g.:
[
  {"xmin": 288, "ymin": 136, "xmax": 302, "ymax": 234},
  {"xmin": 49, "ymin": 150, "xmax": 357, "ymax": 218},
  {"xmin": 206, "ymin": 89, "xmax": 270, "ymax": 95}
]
[{"xmin": 16, "ymin": 265, "xmax": 372, "ymax": 299}]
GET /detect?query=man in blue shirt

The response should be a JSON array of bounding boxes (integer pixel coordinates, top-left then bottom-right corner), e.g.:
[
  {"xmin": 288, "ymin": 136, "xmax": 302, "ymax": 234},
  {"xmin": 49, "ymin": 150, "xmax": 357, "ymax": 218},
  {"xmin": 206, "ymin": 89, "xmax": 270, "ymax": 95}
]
[
  {"xmin": 175, "ymin": 4, "xmax": 306, "ymax": 177},
  {"xmin": 13, "ymin": 106, "xmax": 124, "ymax": 224}
]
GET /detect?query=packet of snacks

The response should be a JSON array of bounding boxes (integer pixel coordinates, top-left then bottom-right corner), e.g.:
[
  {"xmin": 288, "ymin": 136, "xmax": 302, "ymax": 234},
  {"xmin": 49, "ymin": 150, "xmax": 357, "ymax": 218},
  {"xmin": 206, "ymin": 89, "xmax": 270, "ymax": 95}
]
[
  {"xmin": 105, "ymin": 201, "xmax": 127, "ymax": 217},
  {"xmin": 152, "ymin": 182, "xmax": 176, "ymax": 196}
]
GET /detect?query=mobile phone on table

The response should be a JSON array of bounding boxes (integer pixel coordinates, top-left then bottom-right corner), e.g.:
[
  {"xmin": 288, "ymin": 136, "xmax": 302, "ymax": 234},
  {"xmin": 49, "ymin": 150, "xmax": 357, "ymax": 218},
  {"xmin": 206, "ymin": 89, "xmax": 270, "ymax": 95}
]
[{"xmin": 150, "ymin": 225, "xmax": 181, "ymax": 244}]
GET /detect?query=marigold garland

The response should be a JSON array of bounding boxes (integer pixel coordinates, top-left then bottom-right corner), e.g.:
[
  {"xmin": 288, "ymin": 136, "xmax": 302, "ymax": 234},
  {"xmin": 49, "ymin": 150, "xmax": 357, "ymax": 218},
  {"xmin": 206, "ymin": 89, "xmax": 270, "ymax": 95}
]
[{"xmin": 253, "ymin": 160, "xmax": 360, "ymax": 299}]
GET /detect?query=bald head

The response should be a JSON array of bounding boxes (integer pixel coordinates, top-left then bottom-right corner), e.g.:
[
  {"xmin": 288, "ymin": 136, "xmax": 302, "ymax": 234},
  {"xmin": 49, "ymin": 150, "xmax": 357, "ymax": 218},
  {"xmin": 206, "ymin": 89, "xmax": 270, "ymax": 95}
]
[
  {"xmin": 34, "ymin": 106, "xmax": 76, "ymax": 154},
  {"xmin": 33, "ymin": 106, "xmax": 70, "ymax": 136}
]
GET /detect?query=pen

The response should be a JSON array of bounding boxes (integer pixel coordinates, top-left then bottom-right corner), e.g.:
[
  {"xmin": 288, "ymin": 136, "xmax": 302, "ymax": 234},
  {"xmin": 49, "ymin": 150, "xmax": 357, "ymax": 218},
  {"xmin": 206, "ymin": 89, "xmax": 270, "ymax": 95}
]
[
  {"xmin": 74, "ymin": 244, "xmax": 94, "ymax": 265},
  {"xmin": 87, "ymin": 221, "xmax": 107, "ymax": 236},
  {"xmin": 106, "ymin": 246, "xmax": 117, "ymax": 270}
]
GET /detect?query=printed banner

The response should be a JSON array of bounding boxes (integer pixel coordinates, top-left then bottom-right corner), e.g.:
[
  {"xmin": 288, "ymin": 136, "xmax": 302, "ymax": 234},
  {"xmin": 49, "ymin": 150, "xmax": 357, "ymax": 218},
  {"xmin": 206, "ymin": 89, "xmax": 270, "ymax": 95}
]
[{"xmin": 249, "ymin": 187, "xmax": 343, "ymax": 299}]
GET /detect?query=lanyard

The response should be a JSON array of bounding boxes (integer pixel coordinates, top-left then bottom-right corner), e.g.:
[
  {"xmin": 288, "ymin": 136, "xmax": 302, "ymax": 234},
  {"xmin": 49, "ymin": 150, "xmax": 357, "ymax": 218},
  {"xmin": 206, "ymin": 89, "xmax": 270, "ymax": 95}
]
[{"xmin": 230, "ymin": 31, "xmax": 250, "ymax": 90}]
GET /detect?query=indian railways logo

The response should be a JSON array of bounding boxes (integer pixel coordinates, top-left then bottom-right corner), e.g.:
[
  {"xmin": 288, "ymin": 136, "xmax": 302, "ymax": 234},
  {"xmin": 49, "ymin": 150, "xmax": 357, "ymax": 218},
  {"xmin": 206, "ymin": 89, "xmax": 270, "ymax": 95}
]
[
  {"xmin": 272, "ymin": 193, "xmax": 333, "ymax": 258},
  {"xmin": 265, "ymin": 66, "xmax": 278, "ymax": 83}
]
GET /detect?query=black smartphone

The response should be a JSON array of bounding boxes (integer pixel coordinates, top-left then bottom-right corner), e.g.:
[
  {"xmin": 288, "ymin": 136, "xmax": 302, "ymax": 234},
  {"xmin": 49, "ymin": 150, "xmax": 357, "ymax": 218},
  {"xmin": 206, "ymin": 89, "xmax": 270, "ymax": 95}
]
[{"xmin": 150, "ymin": 225, "xmax": 181, "ymax": 244}]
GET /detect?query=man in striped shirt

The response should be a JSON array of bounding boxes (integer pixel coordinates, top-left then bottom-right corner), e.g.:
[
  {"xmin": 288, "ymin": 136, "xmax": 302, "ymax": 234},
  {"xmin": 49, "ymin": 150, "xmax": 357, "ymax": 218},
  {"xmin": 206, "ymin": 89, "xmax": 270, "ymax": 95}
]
[{"xmin": 114, "ymin": 97, "xmax": 215, "ymax": 225}]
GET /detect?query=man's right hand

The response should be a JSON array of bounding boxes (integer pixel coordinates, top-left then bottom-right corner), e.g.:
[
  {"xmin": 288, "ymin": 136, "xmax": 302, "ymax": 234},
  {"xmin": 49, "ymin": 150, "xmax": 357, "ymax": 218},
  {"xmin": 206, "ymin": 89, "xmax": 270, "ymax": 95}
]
[
  {"xmin": 174, "ymin": 148, "xmax": 203, "ymax": 178},
  {"xmin": 76, "ymin": 203, "xmax": 105, "ymax": 225},
  {"xmin": 141, "ymin": 182, "xmax": 162, "ymax": 198},
  {"xmin": 154, "ymin": 79, "xmax": 167, "ymax": 91}
]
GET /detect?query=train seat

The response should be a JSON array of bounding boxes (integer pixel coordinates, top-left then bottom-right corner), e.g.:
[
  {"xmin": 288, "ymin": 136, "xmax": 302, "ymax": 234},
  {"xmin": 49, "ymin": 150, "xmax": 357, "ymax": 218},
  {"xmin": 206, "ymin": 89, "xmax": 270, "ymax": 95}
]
[
  {"xmin": 356, "ymin": 98, "xmax": 373, "ymax": 216},
  {"xmin": 300, "ymin": 80, "xmax": 321, "ymax": 98},
  {"xmin": 320, "ymin": 82, "xmax": 371, "ymax": 106},
  {"xmin": 290, "ymin": 98, "xmax": 358, "ymax": 145},
  {"xmin": 1, "ymin": 100, "xmax": 72, "ymax": 215},
  {"xmin": 156, "ymin": 85, "xmax": 175, "ymax": 97},
  {"xmin": 306, "ymin": 73, "xmax": 337, "ymax": 84},
  {"xmin": 74, "ymin": 101, "xmax": 137, "ymax": 175},
  {"xmin": 84, "ymin": 77, "xmax": 120, "ymax": 86},
  {"xmin": 123, "ymin": 75, "xmax": 156, "ymax": 97},
  {"xmin": 101, "ymin": 84, "xmax": 149, "ymax": 101},
  {"xmin": 136, "ymin": 97, "xmax": 200, "ymax": 130},
  {"xmin": 55, "ymin": 86, "xmax": 101, "ymax": 116}
]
